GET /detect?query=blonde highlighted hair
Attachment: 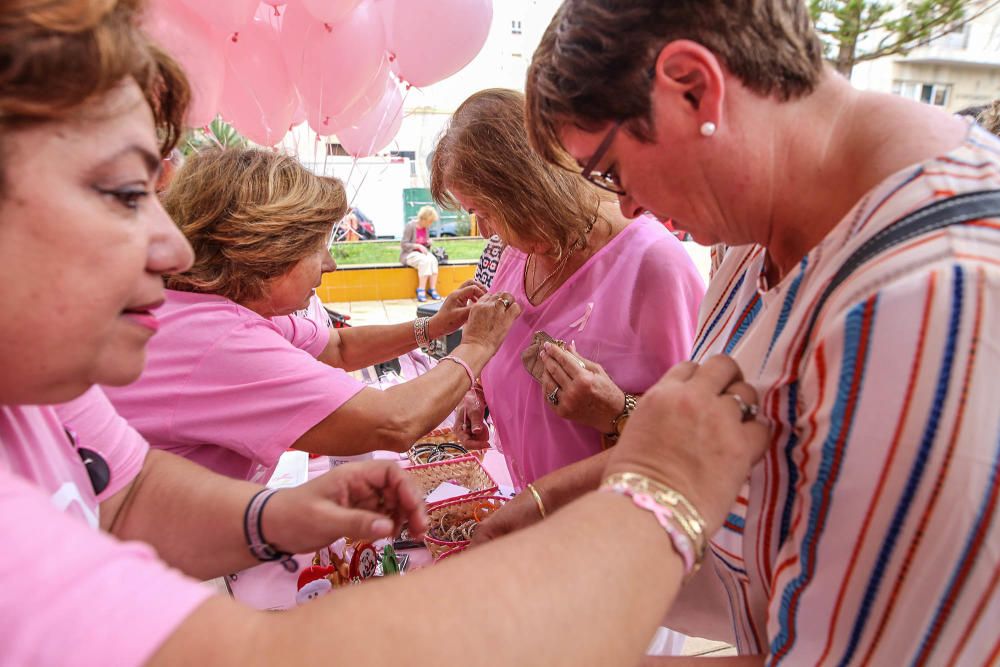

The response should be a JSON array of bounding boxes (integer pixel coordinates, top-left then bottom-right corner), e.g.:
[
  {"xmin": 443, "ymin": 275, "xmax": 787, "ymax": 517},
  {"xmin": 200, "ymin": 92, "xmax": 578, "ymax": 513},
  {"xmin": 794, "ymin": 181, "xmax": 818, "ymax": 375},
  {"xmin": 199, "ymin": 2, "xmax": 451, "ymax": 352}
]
[
  {"xmin": 431, "ymin": 88, "xmax": 605, "ymax": 259},
  {"xmin": 163, "ymin": 148, "xmax": 348, "ymax": 304},
  {"xmin": 417, "ymin": 205, "xmax": 438, "ymax": 224}
]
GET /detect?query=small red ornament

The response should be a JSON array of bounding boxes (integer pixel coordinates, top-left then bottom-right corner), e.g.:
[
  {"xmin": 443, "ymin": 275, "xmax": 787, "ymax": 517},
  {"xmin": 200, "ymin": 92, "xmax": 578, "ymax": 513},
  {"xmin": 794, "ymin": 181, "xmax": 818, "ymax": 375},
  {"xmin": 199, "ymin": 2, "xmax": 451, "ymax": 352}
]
[{"xmin": 349, "ymin": 542, "xmax": 378, "ymax": 580}]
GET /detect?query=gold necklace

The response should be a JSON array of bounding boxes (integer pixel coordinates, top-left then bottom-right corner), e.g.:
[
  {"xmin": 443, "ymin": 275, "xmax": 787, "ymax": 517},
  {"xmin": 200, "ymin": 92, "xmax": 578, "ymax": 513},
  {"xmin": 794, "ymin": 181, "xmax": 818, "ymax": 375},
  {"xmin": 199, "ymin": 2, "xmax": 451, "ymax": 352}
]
[{"xmin": 524, "ymin": 209, "xmax": 600, "ymax": 304}]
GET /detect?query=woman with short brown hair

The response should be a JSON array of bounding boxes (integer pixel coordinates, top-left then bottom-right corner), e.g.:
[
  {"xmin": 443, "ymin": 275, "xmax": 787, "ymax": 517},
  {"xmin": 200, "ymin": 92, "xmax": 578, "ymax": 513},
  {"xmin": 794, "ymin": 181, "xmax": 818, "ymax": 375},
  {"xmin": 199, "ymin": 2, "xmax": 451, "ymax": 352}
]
[{"xmin": 105, "ymin": 145, "xmax": 515, "ymax": 482}]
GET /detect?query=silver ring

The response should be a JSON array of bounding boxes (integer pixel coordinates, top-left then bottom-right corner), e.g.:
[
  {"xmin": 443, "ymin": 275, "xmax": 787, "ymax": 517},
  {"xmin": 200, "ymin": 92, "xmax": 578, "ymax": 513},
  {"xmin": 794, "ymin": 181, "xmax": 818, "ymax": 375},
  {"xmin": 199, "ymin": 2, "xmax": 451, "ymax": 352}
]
[
  {"xmin": 729, "ymin": 393, "xmax": 758, "ymax": 422},
  {"xmin": 497, "ymin": 296, "xmax": 512, "ymax": 310},
  {"xmin": 546, "ymin": 386, "xmax": 560, "ymax": 406}
]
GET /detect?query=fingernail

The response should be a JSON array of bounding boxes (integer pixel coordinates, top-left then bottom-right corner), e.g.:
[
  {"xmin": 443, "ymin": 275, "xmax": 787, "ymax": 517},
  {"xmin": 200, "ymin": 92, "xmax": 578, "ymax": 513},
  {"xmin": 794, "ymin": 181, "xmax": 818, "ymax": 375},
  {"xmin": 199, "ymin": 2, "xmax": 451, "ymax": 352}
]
[
  {"xmin": 542, "ymin": 341, "xmax": 551, "ymax": 352},
  {"xmin": 372, "ymin": 518, "xmax": 393, "ymax": 534}
]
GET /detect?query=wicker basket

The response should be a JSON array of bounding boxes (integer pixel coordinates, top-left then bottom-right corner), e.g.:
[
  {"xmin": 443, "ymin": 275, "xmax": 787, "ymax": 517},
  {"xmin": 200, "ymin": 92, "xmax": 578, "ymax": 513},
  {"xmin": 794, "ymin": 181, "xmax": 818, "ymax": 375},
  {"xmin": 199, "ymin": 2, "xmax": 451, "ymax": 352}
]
[
  {"xmin": 407, "ymin": 429, "xmax": 486, "ymax": 465},
  {"xmin": 405, "ymin": 455, "xmax": 497, "ymax": 505},
  {"xmin": 436, "ymin": 545, "xmax": 468, "ymax": 562},
  {"xmin": 423, "ymin": 495, "xmax": 507, "ymax": 560},
  {"xmin": 415, "ymin": 427, "xmax": 457, "ymax": 445}
]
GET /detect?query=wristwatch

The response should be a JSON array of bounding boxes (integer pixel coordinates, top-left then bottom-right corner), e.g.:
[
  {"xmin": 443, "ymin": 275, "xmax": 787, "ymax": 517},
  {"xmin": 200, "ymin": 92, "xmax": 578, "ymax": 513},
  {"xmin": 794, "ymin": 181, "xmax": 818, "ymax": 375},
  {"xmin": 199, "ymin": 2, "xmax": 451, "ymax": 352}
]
[{"xmin": 604, "ymin": 393, "xmax": 638, "ymax": 443}]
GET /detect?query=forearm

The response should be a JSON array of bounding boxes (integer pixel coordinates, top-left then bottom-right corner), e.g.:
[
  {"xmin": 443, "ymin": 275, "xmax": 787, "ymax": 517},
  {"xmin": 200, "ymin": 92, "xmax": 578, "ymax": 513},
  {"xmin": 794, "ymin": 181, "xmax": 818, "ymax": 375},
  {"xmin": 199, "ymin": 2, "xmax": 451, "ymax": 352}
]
[
  {"xmin": 298, "ymin": 342, "xmax": 494, "ymax": 455},
  {"xmin": 153, "ymin": 492, "xmax": 685, "ymax": 666},
  {"xmin": 532, "ymin": 449, "xmax": 611, "ymax": 512},
  {"xmin": 103, "ymin": 450, "xmax": 261, "ymax": 580},
  {"xmin": 320, "ymin": 317, "xmax": 453, "ymax": 372},
  {"xmin": 320, "ymin": 321, "xmax": 419, "ymax": 371}
]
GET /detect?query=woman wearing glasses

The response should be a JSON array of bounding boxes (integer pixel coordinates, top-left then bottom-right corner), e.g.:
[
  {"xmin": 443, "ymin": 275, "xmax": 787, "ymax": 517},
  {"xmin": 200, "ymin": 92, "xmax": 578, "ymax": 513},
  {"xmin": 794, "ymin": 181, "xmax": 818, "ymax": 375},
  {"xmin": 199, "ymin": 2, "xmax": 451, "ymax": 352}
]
[{"xmin": 431, "ymin": 89, "xmax": 705, "ymax": 504}]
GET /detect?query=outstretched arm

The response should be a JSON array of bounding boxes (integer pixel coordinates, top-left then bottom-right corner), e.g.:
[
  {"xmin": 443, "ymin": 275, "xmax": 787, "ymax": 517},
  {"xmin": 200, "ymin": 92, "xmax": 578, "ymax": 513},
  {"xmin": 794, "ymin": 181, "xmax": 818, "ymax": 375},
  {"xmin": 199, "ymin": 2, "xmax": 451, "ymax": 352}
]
[{"xmin": 100, "ymin": 453, "xmax": 427, "ymax": 581}]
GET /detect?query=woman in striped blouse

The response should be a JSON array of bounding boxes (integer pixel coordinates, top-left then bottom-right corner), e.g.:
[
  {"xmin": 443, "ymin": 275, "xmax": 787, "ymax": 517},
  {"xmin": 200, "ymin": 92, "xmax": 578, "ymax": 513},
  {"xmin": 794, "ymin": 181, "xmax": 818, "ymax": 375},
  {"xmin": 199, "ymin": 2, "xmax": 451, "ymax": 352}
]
[{"xmin": 480, "ymin": 1, "xmax": 1000, "ymax": 664}]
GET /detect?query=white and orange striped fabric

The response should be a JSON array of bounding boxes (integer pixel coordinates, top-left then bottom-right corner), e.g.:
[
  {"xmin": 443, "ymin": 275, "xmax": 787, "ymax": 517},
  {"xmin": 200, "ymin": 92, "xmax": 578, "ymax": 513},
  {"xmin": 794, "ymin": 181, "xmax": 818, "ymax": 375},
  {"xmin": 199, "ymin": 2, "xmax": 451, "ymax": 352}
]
[{"xmin": 667, "ymin": 124, "xmax": 1000, "ymax": 665}]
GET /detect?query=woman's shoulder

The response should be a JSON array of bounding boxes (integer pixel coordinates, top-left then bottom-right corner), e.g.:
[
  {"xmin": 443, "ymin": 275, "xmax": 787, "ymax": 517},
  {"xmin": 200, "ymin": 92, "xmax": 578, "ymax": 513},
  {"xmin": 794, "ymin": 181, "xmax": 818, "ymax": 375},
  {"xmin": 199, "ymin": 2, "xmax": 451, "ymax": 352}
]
[{"xmin": 161, "ymin": 290, "xmax": 283, "ymax": 343}]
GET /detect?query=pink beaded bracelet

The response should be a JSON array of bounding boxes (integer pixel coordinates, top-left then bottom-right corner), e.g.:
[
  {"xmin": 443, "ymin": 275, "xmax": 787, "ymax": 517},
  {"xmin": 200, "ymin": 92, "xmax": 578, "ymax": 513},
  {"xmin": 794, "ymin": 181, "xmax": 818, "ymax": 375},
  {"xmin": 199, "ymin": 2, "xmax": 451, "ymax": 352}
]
[
  {"xmin": 440, "ymin": 354, "xmax": 476, "ymax": 389},
  {"xmin": 599, "ymin": 484, "xmax": 698, "ymax": 576}
]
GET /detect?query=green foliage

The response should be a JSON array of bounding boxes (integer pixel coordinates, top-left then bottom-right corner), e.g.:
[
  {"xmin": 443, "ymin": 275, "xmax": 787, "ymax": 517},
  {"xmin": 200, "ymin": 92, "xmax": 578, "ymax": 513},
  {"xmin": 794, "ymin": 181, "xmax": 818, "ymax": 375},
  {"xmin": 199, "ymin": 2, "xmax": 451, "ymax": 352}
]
[
  {"xmin": 179, "ymin": 117, "xmax": 247, "ymax": 156},
  {"xmin": 330, "ymin": 238, "xmax": 487, "ymax": 266},
  {"xmin": 809, "ymin": 0, "xmax": 985, "ymax": 74}
]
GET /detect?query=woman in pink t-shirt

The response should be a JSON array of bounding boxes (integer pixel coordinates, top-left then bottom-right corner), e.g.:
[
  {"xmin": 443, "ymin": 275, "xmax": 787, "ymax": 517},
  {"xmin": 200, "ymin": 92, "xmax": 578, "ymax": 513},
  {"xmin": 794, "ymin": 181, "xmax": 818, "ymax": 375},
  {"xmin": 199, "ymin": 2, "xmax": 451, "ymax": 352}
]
[
  {"xmin": 431, "ymin": 89, "xmax": 705, "ymax": 488},
  {"xmin": 105, "ymin": 147, "xmax": 513, "ymax": 482}
]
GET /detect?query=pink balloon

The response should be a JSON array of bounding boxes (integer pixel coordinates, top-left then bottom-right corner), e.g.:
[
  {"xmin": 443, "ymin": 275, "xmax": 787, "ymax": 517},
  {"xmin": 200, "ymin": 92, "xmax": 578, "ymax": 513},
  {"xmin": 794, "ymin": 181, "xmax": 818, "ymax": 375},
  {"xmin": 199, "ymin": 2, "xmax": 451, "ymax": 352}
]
[
  {"xmin": 290, "ymin": 99, "xmax": 308, "ymax": 129},
  {"xmin": 385, "ymin": 0, "xmax": 492, "ymax": 87},
  {"xmin": 302, "ymin": 0, "xmax": 362, "ymax": 24},
  {"xmin": 144, "ymin": 1, "xmax": 224, "ymax": 127},
  {"xmin": 255, "ymin": 2, "xmax": 282, "ymax": 25},
  {"xmin": 219, "ymin": 19, "xmax": 298, "ymax": 145},
  {"xmin": 335, "ymin": 79, "xmax": 404, "ymax": 157},
  {"xmin": 180, "ymin": 0, "xmax": 259, "ymax": 34},
  {"xmin": 306, "ymin": 55, "xmax": 389, "ymax": 136},
  {"xmin": 284, "ymin": 2, "xmax": 386, "ymax": 119}
]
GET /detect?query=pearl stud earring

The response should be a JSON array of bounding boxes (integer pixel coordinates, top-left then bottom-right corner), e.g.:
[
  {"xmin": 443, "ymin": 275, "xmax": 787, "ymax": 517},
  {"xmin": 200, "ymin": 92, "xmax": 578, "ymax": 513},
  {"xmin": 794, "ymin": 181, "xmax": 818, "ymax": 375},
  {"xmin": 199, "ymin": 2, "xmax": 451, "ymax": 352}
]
[{"xmin": 700, "ymin": 121, "xmax": 717, "ymax": 137}]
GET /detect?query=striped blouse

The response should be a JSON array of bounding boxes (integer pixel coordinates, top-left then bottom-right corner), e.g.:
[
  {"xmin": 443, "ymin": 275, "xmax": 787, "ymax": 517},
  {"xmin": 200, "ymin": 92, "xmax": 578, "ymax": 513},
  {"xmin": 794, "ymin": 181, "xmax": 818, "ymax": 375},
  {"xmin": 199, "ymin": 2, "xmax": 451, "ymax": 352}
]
[{"xmin": 666, "ymin": 124, "xmax": 1000, "ymax": 665}]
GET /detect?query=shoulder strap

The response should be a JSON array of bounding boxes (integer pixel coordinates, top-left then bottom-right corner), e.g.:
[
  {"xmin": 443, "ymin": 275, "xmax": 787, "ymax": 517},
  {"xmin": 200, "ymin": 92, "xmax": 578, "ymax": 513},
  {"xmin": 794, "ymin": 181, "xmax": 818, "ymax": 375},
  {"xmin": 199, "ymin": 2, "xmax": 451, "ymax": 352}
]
[{"xmin": 797, "ymin": 189, "xmax": 1000, "ymax": 359}]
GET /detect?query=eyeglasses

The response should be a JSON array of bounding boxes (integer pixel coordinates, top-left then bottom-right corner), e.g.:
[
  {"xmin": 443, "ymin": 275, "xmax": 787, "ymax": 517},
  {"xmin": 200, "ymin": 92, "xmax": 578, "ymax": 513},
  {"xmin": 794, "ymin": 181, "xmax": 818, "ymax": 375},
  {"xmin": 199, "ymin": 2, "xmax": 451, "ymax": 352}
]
[{"xmin": 580, "ymin": 121, "xmax": 625, "ymax": 195}]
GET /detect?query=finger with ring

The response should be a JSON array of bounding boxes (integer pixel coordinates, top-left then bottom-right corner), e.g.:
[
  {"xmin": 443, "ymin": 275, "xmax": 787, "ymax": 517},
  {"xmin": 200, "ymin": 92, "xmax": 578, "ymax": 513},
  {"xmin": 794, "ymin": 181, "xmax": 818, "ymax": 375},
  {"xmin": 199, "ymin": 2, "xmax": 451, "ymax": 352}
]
[
  {"xmin": 728, "ymin": 392, "xmax": 758, "ymax": 422},
  {"xmin": 546, "ymin": 386, "xmax": 560, "ymax": 406}
]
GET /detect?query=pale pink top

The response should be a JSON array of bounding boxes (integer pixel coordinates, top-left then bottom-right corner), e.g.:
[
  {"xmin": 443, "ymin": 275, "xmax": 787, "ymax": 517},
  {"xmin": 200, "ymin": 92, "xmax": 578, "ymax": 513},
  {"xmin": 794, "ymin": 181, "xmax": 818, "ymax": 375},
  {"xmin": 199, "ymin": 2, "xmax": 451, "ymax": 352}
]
[
  {"xmin": 104, "ymin": 289, "xmax": 364, "ymax": 482},
  {"xmin": 0, "ymin": 398, "xmax": 211, "ymax": 666},
  {"xmin": 482, "ymin": 216, "xmax": 704, "ymax": 486}
]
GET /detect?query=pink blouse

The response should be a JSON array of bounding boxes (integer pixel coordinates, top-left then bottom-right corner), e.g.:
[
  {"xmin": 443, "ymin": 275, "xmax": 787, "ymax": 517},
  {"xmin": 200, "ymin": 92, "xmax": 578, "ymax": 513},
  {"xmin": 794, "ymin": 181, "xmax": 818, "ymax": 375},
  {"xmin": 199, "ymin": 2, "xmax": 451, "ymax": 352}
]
[{"xmin": 482, "ymin": 216, "xmax": 704, "ymax": 486}]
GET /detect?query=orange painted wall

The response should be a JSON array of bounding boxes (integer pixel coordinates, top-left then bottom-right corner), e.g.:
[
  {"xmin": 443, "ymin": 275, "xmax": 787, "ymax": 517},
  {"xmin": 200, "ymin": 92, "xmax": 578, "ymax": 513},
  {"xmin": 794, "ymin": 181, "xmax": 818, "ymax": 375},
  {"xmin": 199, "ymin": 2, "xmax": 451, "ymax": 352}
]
[{"xmin": 316, "ymin": 264, "xmax": 477, "ymax": 303}]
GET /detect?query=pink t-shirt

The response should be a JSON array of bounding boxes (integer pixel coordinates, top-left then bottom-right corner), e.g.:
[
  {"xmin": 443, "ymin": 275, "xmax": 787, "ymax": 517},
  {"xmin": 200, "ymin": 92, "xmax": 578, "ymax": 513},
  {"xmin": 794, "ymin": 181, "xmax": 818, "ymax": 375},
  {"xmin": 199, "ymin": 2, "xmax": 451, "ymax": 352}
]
[
  {"xmin": 0, "ymin": 401, "xmax": 211, "ymax": 666},
  {"xmin": 415, "ymin": 226, "xmax": 429, "ymax": 246},
  {"xmin": 482, "ymin": 216, "xmax": 704, "ymax": 486},
  {"xmin": 54, "ymin": 386, "xmax": 150, "ymax": 501},
  {"xmin": 104, "ymin": 289, "xmax": 365, "ymax": 482}
]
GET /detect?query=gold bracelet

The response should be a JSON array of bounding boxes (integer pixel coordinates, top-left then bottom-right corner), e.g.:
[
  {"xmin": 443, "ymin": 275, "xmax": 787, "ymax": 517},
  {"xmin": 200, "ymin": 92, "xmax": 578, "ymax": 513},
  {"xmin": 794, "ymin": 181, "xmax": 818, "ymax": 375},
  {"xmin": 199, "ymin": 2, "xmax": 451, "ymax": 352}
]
[
  {"xmin": 526, "ymin": 483, "xmax": 547, "ymax": 519},
  {"xmin": 601, "ymin": 472, "xmax": 707, "ymax": 570},
  {"xmin": 413, "ymin": 316, "xmax": 431, "ymax": 348}
]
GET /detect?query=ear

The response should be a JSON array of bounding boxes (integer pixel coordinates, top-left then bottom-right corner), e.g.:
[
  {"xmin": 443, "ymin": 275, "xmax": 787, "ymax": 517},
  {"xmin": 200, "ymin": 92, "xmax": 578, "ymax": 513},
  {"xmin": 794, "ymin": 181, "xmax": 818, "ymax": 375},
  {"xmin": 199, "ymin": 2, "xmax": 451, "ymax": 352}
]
[{"xmin": 651, "ymin": 40, "xmax": 725, "ymax": 133}]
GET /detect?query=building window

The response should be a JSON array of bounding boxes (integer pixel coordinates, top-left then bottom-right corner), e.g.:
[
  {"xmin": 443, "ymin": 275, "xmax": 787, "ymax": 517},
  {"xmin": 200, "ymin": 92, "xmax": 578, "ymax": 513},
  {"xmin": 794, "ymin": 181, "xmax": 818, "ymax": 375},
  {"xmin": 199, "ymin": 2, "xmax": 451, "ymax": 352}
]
[
  {"xmin": 893, "ymin": 80, "xmax": 951, "ymax": 107},
  {"xmin": 511, "ymin": 19, "xmax": 522, "ymax": 34},
  {"xmin": 936, "ymin": 25, "xmax": 969, "ymax": 50}
]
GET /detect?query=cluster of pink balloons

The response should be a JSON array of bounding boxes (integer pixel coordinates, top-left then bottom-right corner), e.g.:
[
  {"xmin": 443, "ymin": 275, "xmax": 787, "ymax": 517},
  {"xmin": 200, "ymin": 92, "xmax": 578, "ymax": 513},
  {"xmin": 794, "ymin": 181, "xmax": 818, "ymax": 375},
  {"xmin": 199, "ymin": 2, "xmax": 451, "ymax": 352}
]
[{"xmin": 145, "ymin": 0, "xmax": 493, "ymax": 156}]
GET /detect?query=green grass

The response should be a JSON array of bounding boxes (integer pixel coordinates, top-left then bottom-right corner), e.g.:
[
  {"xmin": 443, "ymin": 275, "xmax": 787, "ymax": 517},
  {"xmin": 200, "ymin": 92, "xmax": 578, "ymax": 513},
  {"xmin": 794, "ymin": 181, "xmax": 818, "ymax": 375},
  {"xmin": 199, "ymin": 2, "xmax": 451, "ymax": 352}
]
[{"xmin": 331, "ymin": 238, "xmax": 487, "ymax": 265}]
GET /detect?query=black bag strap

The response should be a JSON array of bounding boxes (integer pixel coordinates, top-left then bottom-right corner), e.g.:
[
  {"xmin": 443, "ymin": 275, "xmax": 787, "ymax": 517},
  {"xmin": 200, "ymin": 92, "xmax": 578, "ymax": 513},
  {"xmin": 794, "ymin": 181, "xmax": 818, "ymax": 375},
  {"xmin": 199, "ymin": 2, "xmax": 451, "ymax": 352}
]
[{"xmin": 796, "ymin": 189, "xmax": 1000, "ymax": 363}]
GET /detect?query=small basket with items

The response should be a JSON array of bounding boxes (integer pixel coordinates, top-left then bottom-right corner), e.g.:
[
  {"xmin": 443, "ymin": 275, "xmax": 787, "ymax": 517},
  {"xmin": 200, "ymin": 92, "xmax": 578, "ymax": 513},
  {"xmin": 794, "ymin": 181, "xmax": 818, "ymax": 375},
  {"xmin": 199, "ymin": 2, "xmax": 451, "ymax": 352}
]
[
  {"xmin": 405, "ymin": 455, "xmax": 498, "ymax": 506},
  {"xmin": 407, "ymin": 428, "xmax": 486, "ymax": 465},
  {"xmin": 423, "ymin": 495, "xmax": 508, "ymax": 561}
]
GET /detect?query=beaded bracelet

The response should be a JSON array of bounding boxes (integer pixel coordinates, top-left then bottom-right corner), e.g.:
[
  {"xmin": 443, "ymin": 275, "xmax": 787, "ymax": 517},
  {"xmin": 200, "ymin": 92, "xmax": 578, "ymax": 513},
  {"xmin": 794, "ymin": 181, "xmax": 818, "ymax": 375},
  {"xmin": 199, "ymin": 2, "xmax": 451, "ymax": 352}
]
[
  {"xmin": 413, "ymin": 316, "xmax": 431, "ymax": 349},
  {"xmin": 599, "ymin": 473, "xmax": 707, "ymax": 577},
  {"xmin": 440, "ymin": 354, "xmax": 476, "ymax": 389},
  {"xmin": 244, "ymin": 488, "xmax": 298, "ymax": 572}
]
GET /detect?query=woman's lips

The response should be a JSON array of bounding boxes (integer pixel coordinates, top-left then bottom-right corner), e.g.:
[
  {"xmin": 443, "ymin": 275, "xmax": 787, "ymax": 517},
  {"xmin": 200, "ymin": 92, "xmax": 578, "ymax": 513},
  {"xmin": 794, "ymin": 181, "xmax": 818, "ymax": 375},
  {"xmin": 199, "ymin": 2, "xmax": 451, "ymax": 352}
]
[{"xmin": 121, "ymin": 309, "xmax": 160, "ymax": 333}]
